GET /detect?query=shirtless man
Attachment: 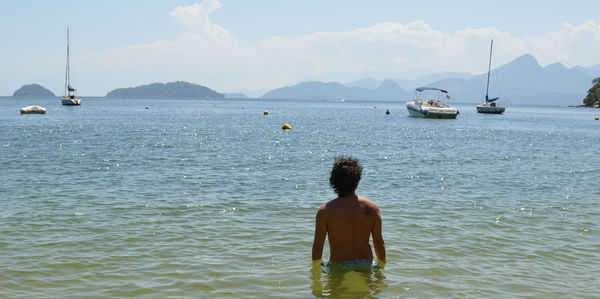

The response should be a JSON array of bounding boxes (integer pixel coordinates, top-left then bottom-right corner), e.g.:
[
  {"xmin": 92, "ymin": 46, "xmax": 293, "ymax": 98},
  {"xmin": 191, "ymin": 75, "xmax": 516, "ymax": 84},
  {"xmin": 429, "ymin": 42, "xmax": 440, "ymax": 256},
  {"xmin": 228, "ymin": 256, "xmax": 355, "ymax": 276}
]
[{"xmin": 312, "ymin": 157, "xmax": 386, "ymax": 266}]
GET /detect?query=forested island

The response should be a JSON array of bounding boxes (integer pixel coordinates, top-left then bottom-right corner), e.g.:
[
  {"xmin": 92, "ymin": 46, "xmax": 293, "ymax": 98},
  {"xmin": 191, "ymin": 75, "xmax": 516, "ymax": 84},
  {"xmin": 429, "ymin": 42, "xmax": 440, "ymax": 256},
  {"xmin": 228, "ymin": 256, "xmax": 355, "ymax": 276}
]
[
  {"xmin": 106, "ymin": 81, "xmax": 224, "ymax": 99},
  {"xmin": 582, "ymin": 77, "xmax": 600, "ymax": 107},
  {"xmin": 13, "ymin": 84, "xmax": 56, "ymax": 97}
]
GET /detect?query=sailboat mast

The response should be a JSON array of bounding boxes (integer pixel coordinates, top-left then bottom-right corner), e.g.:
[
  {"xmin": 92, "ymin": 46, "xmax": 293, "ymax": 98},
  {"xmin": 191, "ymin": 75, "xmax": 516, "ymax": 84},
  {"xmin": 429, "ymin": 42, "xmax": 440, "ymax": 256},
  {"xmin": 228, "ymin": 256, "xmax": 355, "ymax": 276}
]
[
  {"xmin": 67, "ymin": 28, "xmax": 71, "ymax": 87},
  {"xmin": 65, "ymin": 28, "xmax": 70, "ymax": 96},
  {"xmin": 485, "ymin": 39, "xmax": 493, "ymax": 100}
]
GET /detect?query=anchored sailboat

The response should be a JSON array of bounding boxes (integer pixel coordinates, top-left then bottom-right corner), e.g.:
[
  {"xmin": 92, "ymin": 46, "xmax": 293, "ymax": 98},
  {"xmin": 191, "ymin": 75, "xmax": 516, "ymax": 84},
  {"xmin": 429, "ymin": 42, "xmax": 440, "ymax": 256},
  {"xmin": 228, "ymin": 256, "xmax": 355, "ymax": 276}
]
[
  {"xmin": 62, "ymin": 28, "xmax": 81, "ymax": 106},
  {"xmin": 476, "ymin": 39, "xmax": 504, "ymax": 114}
]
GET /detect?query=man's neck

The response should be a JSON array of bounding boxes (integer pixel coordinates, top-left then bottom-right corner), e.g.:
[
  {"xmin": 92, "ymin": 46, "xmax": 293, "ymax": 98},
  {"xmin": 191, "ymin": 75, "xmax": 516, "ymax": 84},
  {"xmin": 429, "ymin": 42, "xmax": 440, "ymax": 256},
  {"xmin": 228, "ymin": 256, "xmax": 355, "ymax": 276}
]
[{"xmin": 338, "ymin": 193, "xmax": 357, "ymax": 200}]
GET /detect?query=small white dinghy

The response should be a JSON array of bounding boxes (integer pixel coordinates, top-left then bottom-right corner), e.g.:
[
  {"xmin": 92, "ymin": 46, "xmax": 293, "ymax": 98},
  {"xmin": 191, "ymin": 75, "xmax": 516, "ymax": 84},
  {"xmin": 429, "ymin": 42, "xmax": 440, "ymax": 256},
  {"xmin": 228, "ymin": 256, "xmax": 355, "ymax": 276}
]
[{"xmin": 20, "ymin": 105, "xmax": 46, "ymax": 114}]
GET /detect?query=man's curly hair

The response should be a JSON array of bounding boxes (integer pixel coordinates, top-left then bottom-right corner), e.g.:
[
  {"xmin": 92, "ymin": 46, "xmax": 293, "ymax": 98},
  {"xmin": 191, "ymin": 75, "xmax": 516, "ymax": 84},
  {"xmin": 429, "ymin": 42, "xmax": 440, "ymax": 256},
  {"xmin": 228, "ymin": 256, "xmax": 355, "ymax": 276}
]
[{"xmin": 329, "ymin": 156, "xmax": 362, "ymax": 197}]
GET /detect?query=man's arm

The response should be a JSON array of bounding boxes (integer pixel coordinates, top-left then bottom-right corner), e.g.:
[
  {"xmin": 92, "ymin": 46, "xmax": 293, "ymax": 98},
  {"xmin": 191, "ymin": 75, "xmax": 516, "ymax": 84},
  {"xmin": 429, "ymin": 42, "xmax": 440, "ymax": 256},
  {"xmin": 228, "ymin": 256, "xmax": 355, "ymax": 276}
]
[
  {"xmin": 372, "ymin": 205, "xmax": 386, "ymax": 262},
  {"xmin": 312, "ymin": 206, "xmax": 327, "ymax": 260}
]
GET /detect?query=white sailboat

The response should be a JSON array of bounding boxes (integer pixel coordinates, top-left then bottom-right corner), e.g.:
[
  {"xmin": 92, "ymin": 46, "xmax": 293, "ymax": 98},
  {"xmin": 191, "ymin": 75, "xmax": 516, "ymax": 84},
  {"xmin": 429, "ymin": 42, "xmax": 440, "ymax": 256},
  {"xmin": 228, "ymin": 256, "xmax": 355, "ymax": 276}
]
[
  {"xmin": 62, "ymin": 28, "xmax": 81, "ymax": 106},
  {"xmin": 476, "ymin": 39, "xmax": 504, "ymax": 114}
]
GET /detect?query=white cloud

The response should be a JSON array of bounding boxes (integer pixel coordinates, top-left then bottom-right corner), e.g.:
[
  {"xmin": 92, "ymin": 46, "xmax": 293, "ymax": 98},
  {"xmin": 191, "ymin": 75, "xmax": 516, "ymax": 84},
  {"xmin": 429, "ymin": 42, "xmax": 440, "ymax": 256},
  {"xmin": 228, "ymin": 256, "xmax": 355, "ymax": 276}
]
[
  {"xmin": 252, "ymin": 21, "xmax": 529, "ymax": 77},
  {"xmin": 169, "ymin": 0, "xmax": 237, "ymax": 46},
  {"xmin": 527, "ymin": 21, "xmax": 600, "ymax": 66},
  {"xmin": 169, "ymin": 0, "xmax": 220, "ymax": 30},
  {"xmin": 76, "ymin": 4, "xmax": 600, "ymax": 95}
]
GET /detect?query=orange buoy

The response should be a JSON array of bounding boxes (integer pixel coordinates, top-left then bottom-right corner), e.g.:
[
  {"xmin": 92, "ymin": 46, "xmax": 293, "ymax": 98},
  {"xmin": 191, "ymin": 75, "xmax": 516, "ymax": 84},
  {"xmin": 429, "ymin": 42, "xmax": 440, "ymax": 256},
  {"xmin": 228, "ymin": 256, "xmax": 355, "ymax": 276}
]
[{"xmin": 282, "ymin": 123, "xmax": 292, "ymax": 130}]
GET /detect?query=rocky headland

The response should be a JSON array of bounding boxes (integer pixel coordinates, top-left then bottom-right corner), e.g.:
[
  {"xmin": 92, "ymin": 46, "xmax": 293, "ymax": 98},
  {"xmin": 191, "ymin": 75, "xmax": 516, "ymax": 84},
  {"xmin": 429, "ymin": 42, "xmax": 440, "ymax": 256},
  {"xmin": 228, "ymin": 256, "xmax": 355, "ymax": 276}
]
[
  {"xmin": 13, "ymin": 84, "xmax": 56, "ymax": 97},
  {"xmin": 106, "ymin": 81, "xmax": 224, "ymax": 99}
]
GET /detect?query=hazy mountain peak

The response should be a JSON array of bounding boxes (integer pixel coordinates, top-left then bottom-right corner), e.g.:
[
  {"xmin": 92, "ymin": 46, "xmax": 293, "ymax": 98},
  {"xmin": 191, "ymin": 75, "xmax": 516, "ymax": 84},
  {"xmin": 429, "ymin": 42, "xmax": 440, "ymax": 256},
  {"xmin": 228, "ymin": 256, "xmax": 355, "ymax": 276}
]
[
  {"xmin": 588, "ymin": 63, "xmax": 600, "ymax": 78},
  {"xmin": 545, "ymin": 62, "xmax": 568, "ymax": 71},
  {"xmin": 378, "ymin": 80, "xmax": 400, "ymax": 88},
  {"xmin": 510, "ymin": 54, "xmax": 540, "ymax": 67}
]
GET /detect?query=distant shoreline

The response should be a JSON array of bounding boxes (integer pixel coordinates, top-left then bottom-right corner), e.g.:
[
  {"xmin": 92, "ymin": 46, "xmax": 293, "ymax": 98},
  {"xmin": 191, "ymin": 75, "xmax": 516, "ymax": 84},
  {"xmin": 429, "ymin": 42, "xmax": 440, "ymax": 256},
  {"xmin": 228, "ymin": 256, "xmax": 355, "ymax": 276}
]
[
  {"xmin": 3, "ymin": 96, "xmax": 597, "ymax": 108},
  {"xmin": 568, "ymin": 102, "xmax": 600, "ymax": 108}
]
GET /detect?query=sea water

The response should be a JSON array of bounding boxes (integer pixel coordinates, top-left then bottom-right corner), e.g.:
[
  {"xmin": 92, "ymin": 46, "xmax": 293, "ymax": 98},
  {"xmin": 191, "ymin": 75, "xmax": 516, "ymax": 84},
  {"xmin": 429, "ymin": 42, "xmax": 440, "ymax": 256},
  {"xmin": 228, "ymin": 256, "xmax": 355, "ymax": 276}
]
[{"xmin": 1, "ymin": 97, "xmax": 599, "ymax": 298}]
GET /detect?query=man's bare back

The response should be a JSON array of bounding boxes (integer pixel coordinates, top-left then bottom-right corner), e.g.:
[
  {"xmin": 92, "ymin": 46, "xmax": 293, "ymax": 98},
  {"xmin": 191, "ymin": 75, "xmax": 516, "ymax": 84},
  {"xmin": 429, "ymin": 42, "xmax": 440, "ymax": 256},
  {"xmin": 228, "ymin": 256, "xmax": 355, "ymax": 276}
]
[
  {"xmin": 312, "ymin": 194, "xmax": 385, "ymax": 263},
  {"xmin": 312, "ymin": 157, "xmax": 385, "ymax": 264}
]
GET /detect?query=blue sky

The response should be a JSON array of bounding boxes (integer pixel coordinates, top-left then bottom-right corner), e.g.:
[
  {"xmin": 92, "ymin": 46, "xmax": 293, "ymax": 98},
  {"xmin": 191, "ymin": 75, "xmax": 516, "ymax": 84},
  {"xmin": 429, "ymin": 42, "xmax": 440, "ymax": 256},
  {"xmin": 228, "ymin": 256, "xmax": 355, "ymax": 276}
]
[{"xmin": 1, "ymin": 0, "xmax": 600, "ymax": 96}]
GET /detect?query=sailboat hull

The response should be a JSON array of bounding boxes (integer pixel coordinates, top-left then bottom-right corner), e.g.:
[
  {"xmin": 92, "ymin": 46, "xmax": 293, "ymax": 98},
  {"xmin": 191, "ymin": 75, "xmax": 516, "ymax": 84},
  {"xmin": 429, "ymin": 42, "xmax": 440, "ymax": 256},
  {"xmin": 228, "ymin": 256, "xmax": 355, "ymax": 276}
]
[
  {"xmin": 476, "ymin": 104, "xmax": 504, "ymax": 114},
  {"xmin": 62, "ymin": 98, "xmax": 81, "ymax": 105}
]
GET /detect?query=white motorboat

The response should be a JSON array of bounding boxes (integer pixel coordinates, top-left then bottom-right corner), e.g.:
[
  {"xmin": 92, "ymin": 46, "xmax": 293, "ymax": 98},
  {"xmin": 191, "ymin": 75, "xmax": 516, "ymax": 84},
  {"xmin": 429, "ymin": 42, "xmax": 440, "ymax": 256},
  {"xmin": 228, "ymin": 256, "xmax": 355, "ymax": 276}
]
[
  {"xmin": 476, "ymin": 39, "xmax": 504, "ymax": 114},
  {"xmin": 406, "ymin": 87, "xmax": 459, "ymax": 119},
  {"xmin": 62, "ymin": 28, "xmax": 81, "ymax": 106}
]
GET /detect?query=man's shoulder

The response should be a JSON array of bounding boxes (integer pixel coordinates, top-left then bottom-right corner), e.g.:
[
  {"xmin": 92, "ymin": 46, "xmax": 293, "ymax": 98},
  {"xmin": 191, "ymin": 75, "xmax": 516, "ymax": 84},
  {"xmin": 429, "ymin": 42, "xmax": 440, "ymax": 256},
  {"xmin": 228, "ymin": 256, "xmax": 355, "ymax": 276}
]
[
  {"xmin": 318, "ymin": 200, "xmax": 334, "ymax": 211},
  {"xmin": 357, "ymin": 195, "xmax": 379, "ymax": 207},
  {"xmin": 317, "ymin": 200, "xmax": 338, "ymax": 219},
  {"xmin": 318, "ymin": 198, "xmax": 344, "ymax": 213}
]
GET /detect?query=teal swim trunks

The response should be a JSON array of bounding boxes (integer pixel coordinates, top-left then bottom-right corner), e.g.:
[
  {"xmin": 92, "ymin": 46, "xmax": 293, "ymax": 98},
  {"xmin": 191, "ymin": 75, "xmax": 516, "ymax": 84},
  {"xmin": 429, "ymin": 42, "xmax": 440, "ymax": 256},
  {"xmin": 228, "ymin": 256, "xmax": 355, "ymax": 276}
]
[
  {"xmin": 322, "ymin": 259, "xmax": 373, "ymax": 273},
  {"xmin": 339, "ymin": 259, "xmax": 372, "ymax": 267}
]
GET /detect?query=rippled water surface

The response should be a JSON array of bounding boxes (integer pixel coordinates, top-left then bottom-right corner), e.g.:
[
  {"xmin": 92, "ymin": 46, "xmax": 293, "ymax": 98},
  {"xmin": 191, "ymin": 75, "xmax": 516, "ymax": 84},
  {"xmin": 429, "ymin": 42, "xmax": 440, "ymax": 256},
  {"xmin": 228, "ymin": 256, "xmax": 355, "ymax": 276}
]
[{"xmin": 1, "ymin": 97, "xmax": 599, "ymax": 298}]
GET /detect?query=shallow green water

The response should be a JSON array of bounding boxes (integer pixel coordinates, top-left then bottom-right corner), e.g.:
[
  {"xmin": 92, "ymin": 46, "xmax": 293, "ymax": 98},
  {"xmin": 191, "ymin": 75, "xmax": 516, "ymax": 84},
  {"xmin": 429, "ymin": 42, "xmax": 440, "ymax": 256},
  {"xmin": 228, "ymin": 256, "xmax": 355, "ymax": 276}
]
[{"xmin": 1, "ymin": 97, "xmax": 599, "ymax": 297}]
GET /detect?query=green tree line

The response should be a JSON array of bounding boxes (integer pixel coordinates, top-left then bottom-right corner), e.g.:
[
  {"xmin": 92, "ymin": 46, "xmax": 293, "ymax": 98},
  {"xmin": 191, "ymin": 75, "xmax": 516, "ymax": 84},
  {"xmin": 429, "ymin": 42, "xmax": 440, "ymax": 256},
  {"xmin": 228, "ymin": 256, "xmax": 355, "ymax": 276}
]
[{"xmin": 584, "ymin": 77, "xmax": 600, "ymax": 105}]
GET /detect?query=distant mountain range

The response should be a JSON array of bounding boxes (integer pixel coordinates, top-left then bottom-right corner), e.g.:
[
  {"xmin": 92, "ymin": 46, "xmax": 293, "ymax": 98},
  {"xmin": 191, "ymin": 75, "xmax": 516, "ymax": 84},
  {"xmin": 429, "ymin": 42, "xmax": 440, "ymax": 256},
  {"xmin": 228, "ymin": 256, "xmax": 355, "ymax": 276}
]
[
  {"xmin": 262, "ymin": 54, "xmax": 600, "ymax": 106},
  {"xmin": 263, "ymin": 80, "xmax": 408, "ymax": 100},
  {"xmin": 106, "ymin": 81, "xmax": 224, "ymax": 99},
  {"xmin": 435, "ymin": 54, "xmax": 596, "ymax": 105},
  {"xmin": 9, "ymin": 54, "xmax": 600, "ymax": 106},
  {"xmin": 13, "ymin": 84, "xmax": 56, "ymax": 97},
  {"xmin": 345, "ymin": 72, "xmax": 472, "ymax": 91}
]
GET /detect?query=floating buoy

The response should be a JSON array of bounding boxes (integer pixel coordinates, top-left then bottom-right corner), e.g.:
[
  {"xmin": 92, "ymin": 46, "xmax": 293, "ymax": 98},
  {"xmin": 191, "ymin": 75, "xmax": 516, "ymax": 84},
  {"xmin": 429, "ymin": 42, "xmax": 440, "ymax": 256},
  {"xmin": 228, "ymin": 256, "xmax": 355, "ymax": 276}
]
[
  {"xmin": 264, "ymin": 110, "xmax": 269, "ymax": 115},
  {"xmin": 20, "ymin": 105, "xmax": 46, "ymax": 114},
  {"xmin": 596, "ymin": 116, "xmax": 599, "ymax": 120},
  {"xmin": 145, "ymin": 106, "xmax": 150, "ymax": 109},
  {"xmin": 282, "ymin": 123, "xmax": 292, "ymax": 130},
  {"xmin": 386, "ymin": 109, "xmax": 390, "ymax": 115}
]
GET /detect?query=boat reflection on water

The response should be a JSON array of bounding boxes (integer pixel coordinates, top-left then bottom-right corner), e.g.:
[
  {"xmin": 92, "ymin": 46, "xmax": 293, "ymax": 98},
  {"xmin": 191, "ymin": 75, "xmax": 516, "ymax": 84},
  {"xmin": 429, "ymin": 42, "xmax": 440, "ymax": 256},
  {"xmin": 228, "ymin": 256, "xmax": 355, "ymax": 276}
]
[{"xmin": 310, "ymin": 260, "xmax": 387, "ymax": 297}]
